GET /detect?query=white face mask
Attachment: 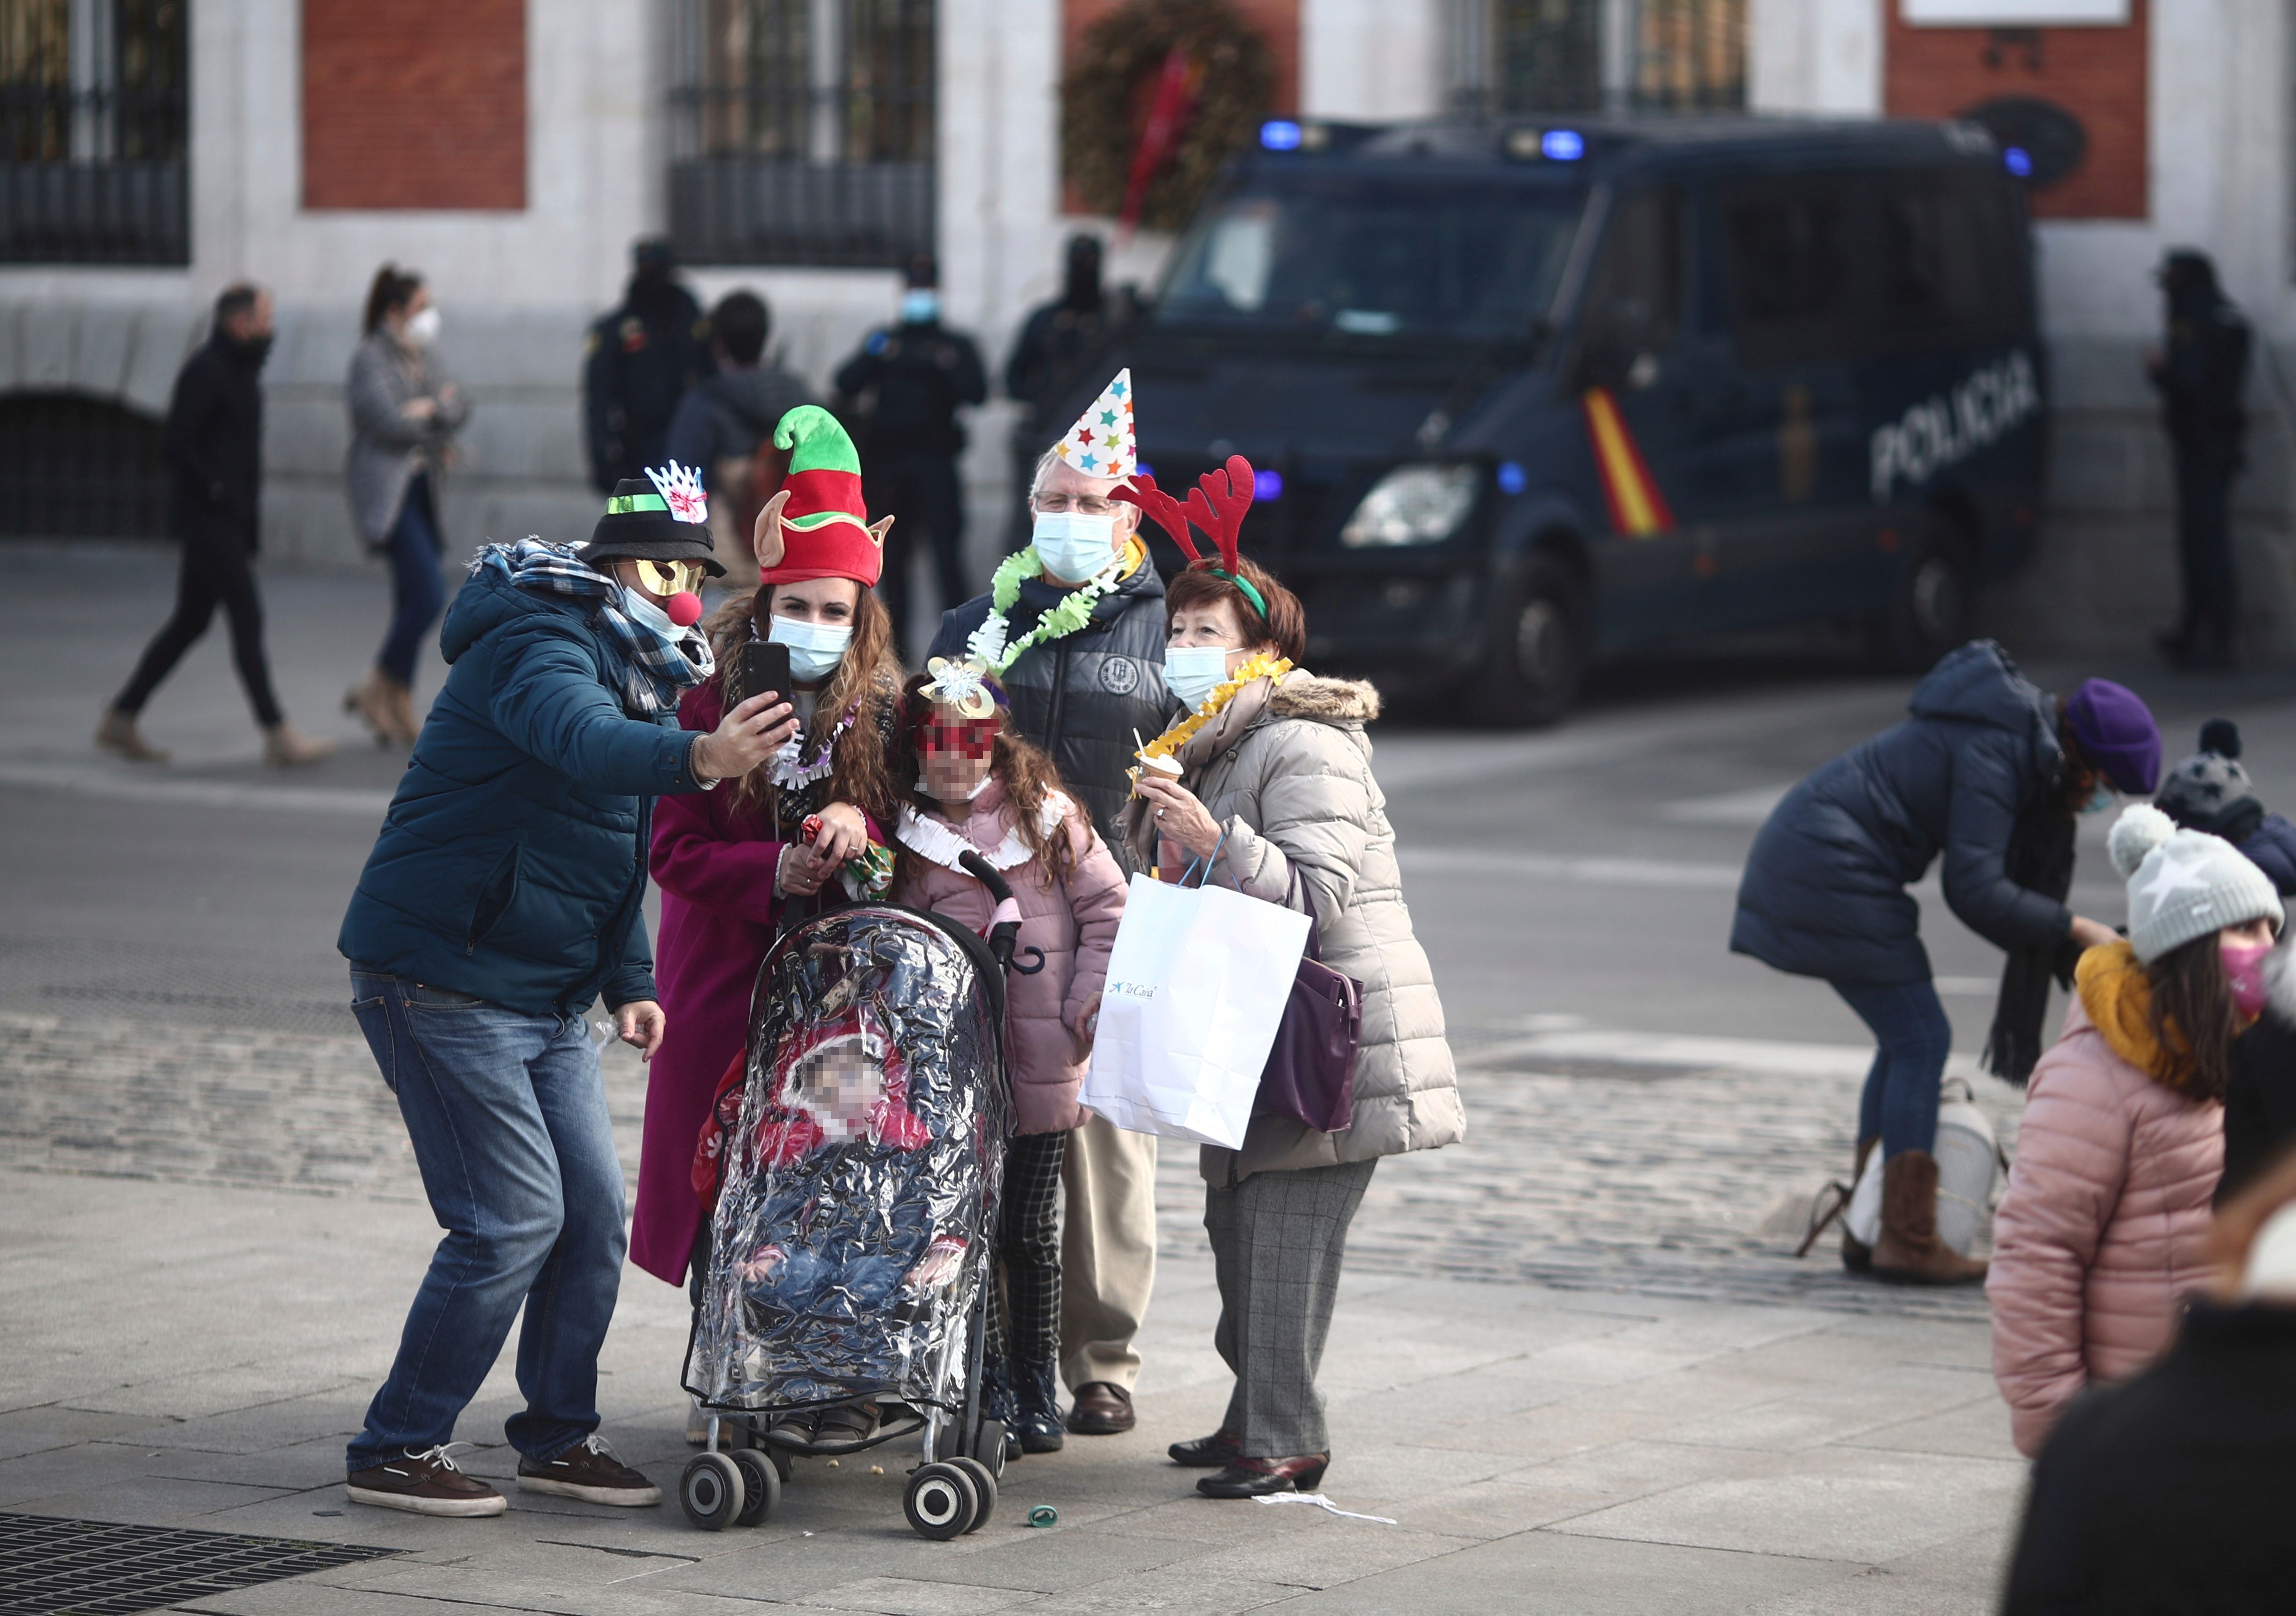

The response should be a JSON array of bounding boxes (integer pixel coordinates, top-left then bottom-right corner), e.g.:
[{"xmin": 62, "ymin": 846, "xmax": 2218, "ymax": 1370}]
[
  {"xmin": 769, "ymin": 614, "xmax": 853, "ymax": 683},
  {"xmin": 404, "ymin": 305, "xmax": 442, "ymax": 348},
  {"xmin": 621, "ymin": 583, "xmax": 676, "ymax": 634},
  {"xmin": 1164, "ymin": 645, "xmax": 1233, "ymax": 712},
  {"xmin": 1032, "ymin": 510, "xmax": 1119, "ymax": 583}
]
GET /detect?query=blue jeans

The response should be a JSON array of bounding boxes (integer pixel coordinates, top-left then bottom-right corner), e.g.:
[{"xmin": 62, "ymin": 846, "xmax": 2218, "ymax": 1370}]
[
  {"xmin": 1832, "ymin": 978, "xmax": 1952, "ymax": 1161},
  {"xmin": 377, "ymin": 475, "xmax": 445, "ymax": 689},
  {"xmin": 346, "ymin": 969, "xmax": 626, "ymax": 1472}
]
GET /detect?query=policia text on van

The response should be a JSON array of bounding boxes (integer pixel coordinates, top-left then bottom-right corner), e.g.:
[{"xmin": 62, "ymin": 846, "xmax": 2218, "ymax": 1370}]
[{"xmin": 1028, "ymin": 117, "xmax": 2045, "ymax": 724}]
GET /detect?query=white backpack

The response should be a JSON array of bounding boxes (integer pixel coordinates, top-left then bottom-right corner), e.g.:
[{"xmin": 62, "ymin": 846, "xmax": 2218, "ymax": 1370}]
[{"xmin": 1841, "ymin": 1078, "xmax": 2002, "ymax": 1256}]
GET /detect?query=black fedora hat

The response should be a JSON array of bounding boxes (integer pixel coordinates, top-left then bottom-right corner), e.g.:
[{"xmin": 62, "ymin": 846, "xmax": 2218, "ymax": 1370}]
[{"xmin": 578, "ymin": 465, "xmax": 724, "ymax": 576}]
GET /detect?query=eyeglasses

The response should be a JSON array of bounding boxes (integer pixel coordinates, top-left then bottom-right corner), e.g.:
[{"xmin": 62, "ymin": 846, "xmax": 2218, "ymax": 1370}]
[
  {"xmin": 634, "ymin": 558, "xmax": 706, "ymax": 596},
  {"xmin": 920, "ymin": 718, "xmax": 999, "ymax": 759},
  {"xmin": 1032, "ymin": 493, "xmax": 1121, "ymax": 518}
]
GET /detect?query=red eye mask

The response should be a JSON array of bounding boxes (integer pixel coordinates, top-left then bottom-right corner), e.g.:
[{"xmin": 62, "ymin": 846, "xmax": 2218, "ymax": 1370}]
[{"xmin": 920, "ymin": 719, "xmax": 998, "ymax": 759}]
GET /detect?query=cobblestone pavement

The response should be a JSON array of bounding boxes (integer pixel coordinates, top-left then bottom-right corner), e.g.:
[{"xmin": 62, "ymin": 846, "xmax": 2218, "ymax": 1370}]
[{"xmin": 2, "ymin": 1010, "xmax": 2011, "ymax": 1321}]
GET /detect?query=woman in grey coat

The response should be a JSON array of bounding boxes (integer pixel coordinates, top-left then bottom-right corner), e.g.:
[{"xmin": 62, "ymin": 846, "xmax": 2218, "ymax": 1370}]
[
  {"xmin": 1117, "ymin": 539, "xmax": 1464, "ymax": 1499},
  {"xmin": 344, "ymin": 265, "xmax": 469, "ymax": 745}
]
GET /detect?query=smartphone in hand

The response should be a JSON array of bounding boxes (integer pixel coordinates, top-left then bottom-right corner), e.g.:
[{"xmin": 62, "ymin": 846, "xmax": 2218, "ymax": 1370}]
[{"xmin": 728, "ymin": 639, "xmax": 792, "ymax": 713}]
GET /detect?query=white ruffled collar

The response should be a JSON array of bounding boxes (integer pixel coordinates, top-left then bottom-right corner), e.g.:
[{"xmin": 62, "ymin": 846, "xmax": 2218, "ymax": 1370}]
[{"xmin": 896, "ymin": 791, "xmax": 1072, "ymax": 873}]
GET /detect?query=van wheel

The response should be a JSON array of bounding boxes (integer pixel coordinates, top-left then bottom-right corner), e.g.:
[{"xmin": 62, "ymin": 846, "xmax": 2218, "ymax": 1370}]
[
  {"xmin": 1470, "ymin": 553, "xmax": 1588, "ymax": 728},
  {"xmin": 1875, "ymin": 517, "xmax": 1974, "ymax": 675}
]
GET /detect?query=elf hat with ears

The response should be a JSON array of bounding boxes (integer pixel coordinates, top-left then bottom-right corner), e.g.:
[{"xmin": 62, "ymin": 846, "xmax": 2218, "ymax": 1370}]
[{"xmin": 752, "ymin": 405, "xmax": 891, "ymax": 588}]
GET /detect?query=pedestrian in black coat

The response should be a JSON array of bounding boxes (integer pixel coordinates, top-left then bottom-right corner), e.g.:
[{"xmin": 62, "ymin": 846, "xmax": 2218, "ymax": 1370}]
[
  {"xmin": 834, "ymin": 256, "xmax": 988, "ymax": 657},
  {"xmin": 1732, "ymin": 642, "xmax": 2157, "ymax": 1282},
  {"xmin": 2006, "ymin": 1150, "xmax": 2296, "ymax": 1616},
  {"xmin": 2146, "ymin": 250, "xmax": 2251, "ymax": 671},
  {"xmin": 582, "ymin": 238, "xmax": 713, "ymax": 494},
  {"xmin": 98, "ymin": 284, "xmax": 334, "ymax": 768}
]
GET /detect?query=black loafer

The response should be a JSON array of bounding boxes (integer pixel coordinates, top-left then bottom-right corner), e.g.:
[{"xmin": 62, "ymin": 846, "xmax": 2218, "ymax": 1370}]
[
  {"xmin": 1196, "ymin": 1453, "xmax": 1329, "ymax": 1498},
  {"xmin": 1168, "ymin": 1428, "xmax": 1242, "ymax": 1467}
]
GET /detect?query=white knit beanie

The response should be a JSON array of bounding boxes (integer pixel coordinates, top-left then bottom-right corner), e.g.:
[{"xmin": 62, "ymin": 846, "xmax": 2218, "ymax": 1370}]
[{"xmin": 2108, "ymin": 803, "xmax": 2284, "ymax": 963}]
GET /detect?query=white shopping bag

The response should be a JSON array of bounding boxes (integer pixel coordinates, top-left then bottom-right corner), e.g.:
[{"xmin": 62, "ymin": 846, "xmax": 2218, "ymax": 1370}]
[{"xmin": 1081, "ymin": 871, "xmax": 1312, "ymax": 1148}]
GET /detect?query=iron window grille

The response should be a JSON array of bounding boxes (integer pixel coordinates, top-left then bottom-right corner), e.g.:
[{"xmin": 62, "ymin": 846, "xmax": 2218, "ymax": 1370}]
[
  {"xmin": 0, "ymin": 0, "xmax": 187, "ymax": 264},
  {"xmin": 667, "ymin": 0, "xmax": 934, "ymax": 268},
  {"xmin": 1451, "ymin": 0, "xmax": 1744, "ymax": 116}
]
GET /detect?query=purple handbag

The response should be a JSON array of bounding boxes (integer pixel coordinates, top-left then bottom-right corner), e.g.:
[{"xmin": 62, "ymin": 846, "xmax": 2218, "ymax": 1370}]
[{"xmin": 1253, "ymin": 870, "xmax": 1362, "ymax": 1134}]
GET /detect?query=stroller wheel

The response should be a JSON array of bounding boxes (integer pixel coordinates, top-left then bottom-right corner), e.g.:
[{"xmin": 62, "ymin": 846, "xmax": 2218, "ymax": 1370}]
[
  {"xmin": 679, "ymin": 1451, "xmax": 744, "ymax": 1531},
  {"xmin": 904, "ymin": 1462, "xmax": 978, "ymax": 1541},
  {"xmin": 946, "ymin": 1455, "xmax": 997, "ymax": 1533},
  {"xmin": 730, "ymin": 1448, "xmax": 781, "ymax": 1527},
  {"xmin": 974, "ymin": 1419, "xmax": 1010, "ymax": 1482}
]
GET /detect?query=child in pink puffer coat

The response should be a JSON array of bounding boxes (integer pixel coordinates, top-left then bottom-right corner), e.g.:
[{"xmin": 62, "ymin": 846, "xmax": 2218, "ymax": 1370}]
[
  {"xmin": 1989, "ymin": 804, "xmax": 2280, "ymax": 1456},
  {"xmin": 889, "ymin": 662, "xmax": 1127, "ymax": 1460}
]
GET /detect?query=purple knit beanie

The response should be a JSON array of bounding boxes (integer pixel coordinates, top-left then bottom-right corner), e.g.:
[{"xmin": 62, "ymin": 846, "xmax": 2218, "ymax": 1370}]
[{"xmin": 2066, "ymin": 678, "xmax": 2161, "ymax": 795}]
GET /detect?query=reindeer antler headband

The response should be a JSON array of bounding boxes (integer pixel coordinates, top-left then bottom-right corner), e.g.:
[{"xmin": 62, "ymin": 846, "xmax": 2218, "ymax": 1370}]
[{"xmin": 1111, "ymin": 454, "xmax": 1268, "ymax": 617}]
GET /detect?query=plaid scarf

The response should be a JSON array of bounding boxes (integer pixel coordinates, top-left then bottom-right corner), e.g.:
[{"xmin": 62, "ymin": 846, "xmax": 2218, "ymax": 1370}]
[{"xmin": 472, "ymin": 539, "xmax": 715, "ymax": 716}]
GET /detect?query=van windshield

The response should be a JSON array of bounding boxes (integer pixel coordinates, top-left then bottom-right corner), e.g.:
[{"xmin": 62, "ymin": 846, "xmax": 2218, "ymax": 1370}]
[{"xmin": 1155, "ymin": 176, "xmax": 1585, "ymax": 338}]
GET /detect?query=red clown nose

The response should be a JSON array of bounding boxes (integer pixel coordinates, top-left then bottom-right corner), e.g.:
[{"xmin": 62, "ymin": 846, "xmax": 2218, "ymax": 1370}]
[{"xmin": 665, "ymin": 592, "xmax": 704, "ymax": 628}]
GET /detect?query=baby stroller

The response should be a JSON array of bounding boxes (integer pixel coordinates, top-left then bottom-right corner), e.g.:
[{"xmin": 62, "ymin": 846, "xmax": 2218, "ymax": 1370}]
[{"xmin": 680, "ymin": 854, "xmax": 1040, "ymax": 1540}]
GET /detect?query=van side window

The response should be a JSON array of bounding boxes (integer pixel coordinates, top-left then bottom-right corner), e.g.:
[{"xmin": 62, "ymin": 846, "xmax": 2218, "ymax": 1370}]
[
  {"xmin": 1880, "ymin": 171, "xmax": 2027, "ymax": 348},
  {"xmin": 1579, "ymin": 187, "xmax": 1682, "ymax": 384},
  {"xmin": 1720, "ymin": 183, "xmax": 1851, "ymax": 368}
]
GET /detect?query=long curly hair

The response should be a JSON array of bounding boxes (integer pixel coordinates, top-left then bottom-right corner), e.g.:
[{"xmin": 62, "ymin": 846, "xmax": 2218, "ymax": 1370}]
[
  {"xmin": 703, "ymin": 585, "xmax": 903, "ymax": 825},
  {"xmin": 892, "ymin": 669, "xmax": 1081, "ymax": 884}
]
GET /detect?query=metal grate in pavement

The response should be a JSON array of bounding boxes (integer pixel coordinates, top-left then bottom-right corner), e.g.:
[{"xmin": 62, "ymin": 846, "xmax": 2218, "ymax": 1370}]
[{"xmin": 0, "ymin": 1513, "xmax": 396, "ymax": 1616}]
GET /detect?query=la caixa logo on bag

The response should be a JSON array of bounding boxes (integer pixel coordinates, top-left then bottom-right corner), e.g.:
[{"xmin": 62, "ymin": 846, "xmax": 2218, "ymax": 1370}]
[{"xmin": 1108, "ymin": 980, "xmax": 1158, "ymax": 999}]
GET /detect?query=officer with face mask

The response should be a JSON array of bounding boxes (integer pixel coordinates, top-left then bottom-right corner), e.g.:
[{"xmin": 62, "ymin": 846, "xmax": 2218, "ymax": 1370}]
[
  {"xmin": 928, "ymin": 368, "xmax": 1170, "ymax": 1446},
  {"xmin": 832, "ymin": 255, "xmax": 988, "ymax": 657}
]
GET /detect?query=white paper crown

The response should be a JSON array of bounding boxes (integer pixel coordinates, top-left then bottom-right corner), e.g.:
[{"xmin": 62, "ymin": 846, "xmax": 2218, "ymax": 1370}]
[
  {"xmin": 645, "ymin": 460, "xmax": 709, "ymax": 526},
  {"xmin": 1051, "ymin": 369, "xmax": 1136, "ymax": 480}
]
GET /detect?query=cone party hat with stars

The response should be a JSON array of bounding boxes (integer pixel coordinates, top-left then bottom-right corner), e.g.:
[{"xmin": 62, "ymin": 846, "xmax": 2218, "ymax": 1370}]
[{"xmin": 1052, "ymin": 369, "xmax": 1136, "ymax": 480}]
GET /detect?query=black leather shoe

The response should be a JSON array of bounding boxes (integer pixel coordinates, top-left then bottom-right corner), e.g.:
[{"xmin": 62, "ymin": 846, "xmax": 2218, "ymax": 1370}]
[
  {"xmin": 1013, "ymin": 1358, "xmax": 1066, "ymax": 1453},
  {"xmin": 1168, "ymin": 1428, "xmax": 1242, "ymax": 1468},
  {"xmin": 1197, "ymin": 1453, "xmax": 1330, "ymax": 1498},
  {"xmin": 1066, "ymin": 1381, "xmax": 1135, "ymax": 1435}
]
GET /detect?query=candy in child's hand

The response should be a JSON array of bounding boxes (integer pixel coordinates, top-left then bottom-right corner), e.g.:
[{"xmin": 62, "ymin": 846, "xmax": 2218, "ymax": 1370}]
[{"xmin": 802, "ymin": 814, "xmax": 825, "ymax": 844}]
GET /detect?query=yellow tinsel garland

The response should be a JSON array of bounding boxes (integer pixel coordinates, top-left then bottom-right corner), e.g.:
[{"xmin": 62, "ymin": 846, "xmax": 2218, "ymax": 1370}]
[{"xmin": 1128, "ymin": 654, "xmax": 1293, "ymax": 785}]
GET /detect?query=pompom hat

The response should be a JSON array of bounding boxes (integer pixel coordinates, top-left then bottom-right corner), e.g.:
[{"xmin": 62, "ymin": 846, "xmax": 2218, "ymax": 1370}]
[{"xmin": 2107, "ymin": 803, "xmax": 2282, "ymax": 963}]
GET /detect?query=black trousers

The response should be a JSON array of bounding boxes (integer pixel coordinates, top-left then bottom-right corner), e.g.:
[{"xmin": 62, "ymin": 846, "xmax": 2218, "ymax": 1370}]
[
  {"xmin": 116, "ymin": 526, "xmax": 283, "ymax": 726},
  {"xmin": 989, "ymin": 1130, "xmax": 1067, "ymax": 1365},
  {"xmin": 2172, "ymin": 445, "xmax": 2240, "ymax": 648},
  {"xmin": 865, "ymin": 453, "xmax": 966, "ymax": 657}
]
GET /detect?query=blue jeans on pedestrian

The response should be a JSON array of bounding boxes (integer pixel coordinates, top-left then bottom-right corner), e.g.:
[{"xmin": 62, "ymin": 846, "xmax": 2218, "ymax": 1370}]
[
  {"xmin": 1832, "ymin": 978, "xmax": 1952, "ymax": 1161},
  {"xmin": 346, "ymin": 968, "xmax": 626, "ymax": 1473},
  {"xmin": 377, "ymin": 475, "xmax": 445, "ymax": 689}
]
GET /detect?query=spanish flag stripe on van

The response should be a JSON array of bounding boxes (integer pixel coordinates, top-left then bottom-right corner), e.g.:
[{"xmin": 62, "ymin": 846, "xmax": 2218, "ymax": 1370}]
[{"xmin": 1581, "ymin": 387, "xmax": 1675, "ymax": 538}]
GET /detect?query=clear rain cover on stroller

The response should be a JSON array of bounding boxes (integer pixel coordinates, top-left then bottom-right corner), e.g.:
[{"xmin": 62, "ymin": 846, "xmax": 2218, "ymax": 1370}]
[{"xmin": 688, "ymin": 905, "xmax": 1008, "ymax": 1418}]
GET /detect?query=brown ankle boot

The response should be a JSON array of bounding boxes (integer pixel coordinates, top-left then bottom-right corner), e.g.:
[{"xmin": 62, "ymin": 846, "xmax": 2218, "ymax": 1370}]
[
  {"xmin": 1872, "ymin": 1150, "xmax": 1987, "ymax": 1285},
  {"xmin": 344, "ymin": 669, "xmax": 401, "ymax": 747},
  {"xmin": 1840, "ymin": 1135, "xmax": 1879, "ymax": 1274}
]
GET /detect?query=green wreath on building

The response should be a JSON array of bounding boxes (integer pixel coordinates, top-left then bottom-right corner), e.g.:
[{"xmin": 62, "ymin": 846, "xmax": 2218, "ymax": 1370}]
[{"xmin": 1061, "ymin": 0, "xmax": 1277, "ymax": 233}]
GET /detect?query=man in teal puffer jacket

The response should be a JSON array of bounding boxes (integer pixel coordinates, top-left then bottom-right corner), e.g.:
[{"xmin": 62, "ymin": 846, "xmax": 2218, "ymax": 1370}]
[{"xmin": 336, "ymin": 468, "xmax": 791, "ymax": 1516}]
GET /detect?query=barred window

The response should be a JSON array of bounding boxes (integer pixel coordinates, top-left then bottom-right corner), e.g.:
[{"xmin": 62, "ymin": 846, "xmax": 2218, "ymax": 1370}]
[
  {"xmin": 1455, "ymin": 0, "xmax": 1744, "ymax": 116},
  {"xmin": 0, "ymin": 0, "xmax": 187, "ymax": 263},
  {"xmin": 668, "ymin": 0, "xmax": 935, "ymax": 268}
]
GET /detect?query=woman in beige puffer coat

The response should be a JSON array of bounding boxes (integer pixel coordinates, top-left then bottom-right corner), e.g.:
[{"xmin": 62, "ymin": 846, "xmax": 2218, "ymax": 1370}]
[
  {"xmin": 1989, "ymin": 804, "xmax": 2279, "ymax": 1456},
  {"xmin": 1118, "ymin": 544, "xmax": 1463, "ymax": 1500}
]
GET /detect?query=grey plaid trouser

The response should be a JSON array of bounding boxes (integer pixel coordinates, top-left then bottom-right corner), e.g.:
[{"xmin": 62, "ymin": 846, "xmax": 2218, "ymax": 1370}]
[
  {"xmin": 1204, "ymin": 1158, "xmax": 1377, "ymax": 1458},
  {"xmin": 989, "ymin": 1130, "xmax": 1069, "ymax": 1364}
]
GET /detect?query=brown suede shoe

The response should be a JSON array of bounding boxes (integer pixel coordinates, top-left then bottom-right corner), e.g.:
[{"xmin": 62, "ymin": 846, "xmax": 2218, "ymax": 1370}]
[
  {"xmin": 346, "ymin": 1444, "xmax": 506, "ymax": 1517},
  {"xmin": 1872, "ymin": 1149, "xmax": 1987, "ymax": 1286},
  {"xmin": 516, "ymin": 1434, "xmax": 662, "ymax": 1506},
  {"xmin": 1066, "ymin": 1381, "xmax": 1135, "ymax": 1435}
]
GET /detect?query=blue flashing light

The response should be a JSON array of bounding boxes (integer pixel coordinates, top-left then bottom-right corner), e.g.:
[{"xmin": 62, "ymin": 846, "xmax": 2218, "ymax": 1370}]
[
  {"xmin": 2004, "ymin": 146, "xmax": 2033, "ymax": 178},
  {"xmin": 1260, "ymin": 119, "xmax": 1304, "ymax": 152},
  {"xmin": 1541, "ymin": 129, "xmax": 1585, "ymax": 162},
  {"xmin": 1253, "ymin": 469, "xmax": 1285, "ymax": 500},
  {"xmin": 1135, "ymin": 461, "xmax": 1154, "ymax": 481},
  {"xmin": 1496, "ymin": 461, "xmax": 1527, "ymax": 496}
]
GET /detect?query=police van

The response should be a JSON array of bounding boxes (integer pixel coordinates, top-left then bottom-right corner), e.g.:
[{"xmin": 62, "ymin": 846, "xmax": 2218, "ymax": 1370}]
[{"xmin": 1034, "ymin": 116, "xmax": 2045, "ymax": 724}]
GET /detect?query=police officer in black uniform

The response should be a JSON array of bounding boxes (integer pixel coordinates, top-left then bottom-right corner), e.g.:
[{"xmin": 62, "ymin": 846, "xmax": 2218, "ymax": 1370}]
[
  {"xmin": 2147, "ymin": 249, "xmax": 2252, "ymax": 672},
  {"xmin": 832, "ymin": 255, "xmax": 988, "ymax": 657},
  {"xmin": 582, "ymin": 238, "xmax": 714, "ymax": 494},
  {"xmin": 1006, "ymin": 234, "xmax": 1110, "ymax": 407}
]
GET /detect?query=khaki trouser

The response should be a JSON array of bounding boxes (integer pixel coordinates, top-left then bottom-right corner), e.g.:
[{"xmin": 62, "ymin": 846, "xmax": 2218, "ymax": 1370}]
[{"xmin": 1058, "ymin": 1112, "xmax": 1158, "ymax": 1391}]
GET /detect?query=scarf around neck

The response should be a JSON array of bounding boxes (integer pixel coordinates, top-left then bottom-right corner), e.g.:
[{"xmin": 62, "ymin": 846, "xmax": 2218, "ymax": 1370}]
[{"xmin": 479, "ymin": 538, "xmax": 714, "ymax": 716}]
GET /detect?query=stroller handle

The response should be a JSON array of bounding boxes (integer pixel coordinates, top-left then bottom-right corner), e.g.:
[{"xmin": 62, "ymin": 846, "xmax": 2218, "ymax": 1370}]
[{"xmin": 957, "ymin": 851, "xmax": 1046, "ymax": 975}]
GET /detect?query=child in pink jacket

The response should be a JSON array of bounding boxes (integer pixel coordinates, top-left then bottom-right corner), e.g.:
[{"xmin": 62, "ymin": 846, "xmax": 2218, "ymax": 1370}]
[
  {"xmin": 889, "ymin": 661, "xmax": 1127, "ymax": 1459},
  {"xmin": 1990, "ymin": 804, "xmax": 2280, "ymax": 1455}
]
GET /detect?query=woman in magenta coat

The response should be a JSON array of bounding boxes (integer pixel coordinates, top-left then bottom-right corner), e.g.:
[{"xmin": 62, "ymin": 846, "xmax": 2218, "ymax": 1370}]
[{"xmin": 630, "ymin": 408, "xmax": 904, "ymax": 1341}]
